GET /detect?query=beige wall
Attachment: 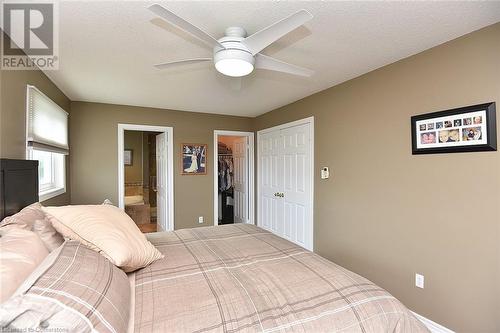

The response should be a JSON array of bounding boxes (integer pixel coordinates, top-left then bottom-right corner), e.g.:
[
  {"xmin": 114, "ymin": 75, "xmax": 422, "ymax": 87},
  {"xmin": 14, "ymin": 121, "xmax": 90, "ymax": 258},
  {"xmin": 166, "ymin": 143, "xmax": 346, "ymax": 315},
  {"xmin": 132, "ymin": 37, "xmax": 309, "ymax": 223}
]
[
  {"xmin": 124, "ymin": 131, "xmax": 143, "ymax": 183},
  {"xmin": 254, "ymin": 23, "xmax": 500, "ymax": 331},
  {"xmin": 69, "ymin": 102, "xmax": 253, "ymax": 229},
  {"xmin": 0, "ymin": 65, "xmax": 71, "ymax": 206}
]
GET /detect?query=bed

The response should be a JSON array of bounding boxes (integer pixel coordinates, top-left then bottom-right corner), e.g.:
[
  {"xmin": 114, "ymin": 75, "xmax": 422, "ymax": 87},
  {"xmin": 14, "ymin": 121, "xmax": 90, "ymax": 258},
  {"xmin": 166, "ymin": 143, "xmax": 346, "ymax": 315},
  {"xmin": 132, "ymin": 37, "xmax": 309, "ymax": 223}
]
[
  {"xmin": 1, "ymin": 223, "xmax": 428, "ymax": 333},
  {"xmin": 129, "ymin": 224, "xmax": 427, "ymax": 332},
  {"xmin": 0, "ymin": 159, "xmax": 428, "ymax": 332}
]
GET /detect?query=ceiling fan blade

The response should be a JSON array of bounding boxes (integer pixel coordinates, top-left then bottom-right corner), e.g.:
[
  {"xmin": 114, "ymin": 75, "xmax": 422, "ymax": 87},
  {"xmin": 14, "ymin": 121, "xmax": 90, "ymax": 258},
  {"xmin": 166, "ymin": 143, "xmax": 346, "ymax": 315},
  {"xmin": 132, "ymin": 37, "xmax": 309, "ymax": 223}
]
[
  {"xmin": 148, "ymin": 4, "xmax": 224, "ymax": 49},
  {"xmin": 241, "ymin": 10, "xmax": 313, "ymax": 55},
  {"xmin": 255, "ymin": 54, "xmax": 313, "ymax": 77},
  {"xmin": 154, "ymin": 58, "xmax": 212, "ymax": 70}
]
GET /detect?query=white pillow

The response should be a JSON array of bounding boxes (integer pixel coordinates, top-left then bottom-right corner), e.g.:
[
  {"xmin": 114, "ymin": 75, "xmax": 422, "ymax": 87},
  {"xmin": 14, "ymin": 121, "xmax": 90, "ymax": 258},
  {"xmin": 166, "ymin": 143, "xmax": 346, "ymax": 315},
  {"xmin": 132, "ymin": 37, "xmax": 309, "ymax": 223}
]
[{"xmin": 42, "ymin": 205, "xmax": 163, "ymax": 272}]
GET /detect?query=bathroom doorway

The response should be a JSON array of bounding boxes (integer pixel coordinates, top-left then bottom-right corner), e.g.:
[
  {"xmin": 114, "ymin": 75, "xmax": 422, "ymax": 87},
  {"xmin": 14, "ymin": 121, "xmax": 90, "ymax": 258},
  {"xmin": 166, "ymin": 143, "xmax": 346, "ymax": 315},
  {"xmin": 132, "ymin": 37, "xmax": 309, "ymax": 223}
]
[{"xmin": 118, "ymin": 124, "xmax": 174, "ymax": 232}]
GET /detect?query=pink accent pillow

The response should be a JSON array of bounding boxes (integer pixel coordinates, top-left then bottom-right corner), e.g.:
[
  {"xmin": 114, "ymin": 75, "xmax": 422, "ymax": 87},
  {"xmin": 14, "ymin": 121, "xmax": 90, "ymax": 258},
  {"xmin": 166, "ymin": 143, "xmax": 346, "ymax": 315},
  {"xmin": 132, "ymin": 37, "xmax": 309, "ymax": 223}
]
[
  {"xmin": 0, "ymin": 228, "xmax": 49, "ymax": 302},
  {"xmin": 33, "ymin": 218, "xmax": 64, "ymax": 251},
  {"xmin": 0, "ymin": 203, "xmax": 64, "ymax": 252},
  {"xmin": 0, "ymin": 203, "xmax": 45, "ymax": 230}
]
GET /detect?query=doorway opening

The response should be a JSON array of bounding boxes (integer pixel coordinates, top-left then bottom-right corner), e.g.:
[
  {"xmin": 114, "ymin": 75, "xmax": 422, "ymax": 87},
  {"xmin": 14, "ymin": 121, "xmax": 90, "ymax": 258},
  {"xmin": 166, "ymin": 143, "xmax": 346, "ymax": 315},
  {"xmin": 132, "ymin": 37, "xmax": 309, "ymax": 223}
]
[
  {"xmin": 118, "ymin": 124, "xmax": 174, "ymax": 233},
  {"xmin": 213, "ymin": 131, "xmax": 254, "ymax": 226}
]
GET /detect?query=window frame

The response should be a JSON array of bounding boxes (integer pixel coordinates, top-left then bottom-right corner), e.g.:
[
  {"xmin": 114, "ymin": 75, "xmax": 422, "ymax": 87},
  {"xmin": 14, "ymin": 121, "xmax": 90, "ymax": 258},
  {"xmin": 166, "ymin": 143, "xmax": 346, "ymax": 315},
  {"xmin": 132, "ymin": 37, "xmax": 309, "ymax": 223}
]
[
  {"xmin": 26, "ymin": 85, "xmax": 67, "ymax": 202},
  {"xmin": 27, "ymin": 148, "xmax": 66, "ymax": 202}
]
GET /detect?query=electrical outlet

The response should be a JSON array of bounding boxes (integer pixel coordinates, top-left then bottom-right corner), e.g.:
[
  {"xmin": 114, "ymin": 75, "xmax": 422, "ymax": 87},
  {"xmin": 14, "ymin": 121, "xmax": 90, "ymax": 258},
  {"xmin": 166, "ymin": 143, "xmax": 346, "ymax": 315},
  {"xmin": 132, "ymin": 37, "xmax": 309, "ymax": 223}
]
[
  {"xmin": 321, "ymin": 167, "xmax": 329, "ymax": 179},
  {"xmin": 415, "ymin": 273, "xmax": 424, "ymax": 289},
  {"xmin": 198, "ymin": 216, "xmax": 204, "ymax": 224}
]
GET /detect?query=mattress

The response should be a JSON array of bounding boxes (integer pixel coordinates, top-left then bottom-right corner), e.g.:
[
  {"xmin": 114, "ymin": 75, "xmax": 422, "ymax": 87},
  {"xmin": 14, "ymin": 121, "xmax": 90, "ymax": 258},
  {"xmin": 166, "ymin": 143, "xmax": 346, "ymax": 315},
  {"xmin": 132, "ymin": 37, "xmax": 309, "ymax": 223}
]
[{"xmin": 132, "ymin": 224, "xmax": 428, "ymax": 332}]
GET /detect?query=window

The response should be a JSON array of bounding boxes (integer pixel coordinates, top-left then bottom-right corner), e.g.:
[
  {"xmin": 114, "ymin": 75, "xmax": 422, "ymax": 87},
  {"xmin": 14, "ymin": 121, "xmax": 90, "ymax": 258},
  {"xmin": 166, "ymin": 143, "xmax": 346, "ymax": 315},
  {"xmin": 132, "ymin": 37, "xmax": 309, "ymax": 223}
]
[
  {"xmin": 29, "ymin": 149, "xmax": 65, "ymax": 196},
  {"xmin": 26, "ymin": 85, "xmax": 68, "ymax": 201}
]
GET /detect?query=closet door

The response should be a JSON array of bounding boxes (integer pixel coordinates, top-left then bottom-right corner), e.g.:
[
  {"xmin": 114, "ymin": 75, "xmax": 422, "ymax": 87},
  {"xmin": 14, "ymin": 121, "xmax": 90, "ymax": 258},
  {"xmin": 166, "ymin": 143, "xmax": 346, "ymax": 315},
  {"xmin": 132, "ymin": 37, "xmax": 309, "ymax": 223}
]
[
  {"xmin": 281, "ymin": 124, "xmax": 311, "ymax": 249},
  {"xmin": 233, "ymin": 137, "xmax": 247, "ymax": 223},
  {"xmin": 259, "ymin": 120, "xmax": 313, "ymax": 251},
  {"xmin": 259, "ymin": 130, "xmax": 284, "ymax": 234}
]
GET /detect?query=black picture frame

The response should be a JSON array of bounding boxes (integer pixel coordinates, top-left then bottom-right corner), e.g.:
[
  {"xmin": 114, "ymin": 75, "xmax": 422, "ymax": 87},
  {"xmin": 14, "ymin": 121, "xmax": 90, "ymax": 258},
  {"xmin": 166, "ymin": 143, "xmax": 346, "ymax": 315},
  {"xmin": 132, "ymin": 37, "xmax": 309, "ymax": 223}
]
[{"xmin": 411, "ymin": 102, "xmax": 496, "ymax": 155}]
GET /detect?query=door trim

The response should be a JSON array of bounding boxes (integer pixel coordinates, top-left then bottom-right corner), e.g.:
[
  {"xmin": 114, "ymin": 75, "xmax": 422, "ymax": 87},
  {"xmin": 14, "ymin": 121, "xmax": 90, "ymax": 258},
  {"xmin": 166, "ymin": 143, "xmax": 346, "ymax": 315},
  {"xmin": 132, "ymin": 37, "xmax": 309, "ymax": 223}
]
[
  {"xmin": 213, "ymin": 130, "xmax": 255, "ymax": 226},
  {"xmin": 117, "ymin": 124, "xmax": 174, "ymax": 231},
  {"xmin": 257, "ymin": 116, "xmax": 314, "ymax": 251}
]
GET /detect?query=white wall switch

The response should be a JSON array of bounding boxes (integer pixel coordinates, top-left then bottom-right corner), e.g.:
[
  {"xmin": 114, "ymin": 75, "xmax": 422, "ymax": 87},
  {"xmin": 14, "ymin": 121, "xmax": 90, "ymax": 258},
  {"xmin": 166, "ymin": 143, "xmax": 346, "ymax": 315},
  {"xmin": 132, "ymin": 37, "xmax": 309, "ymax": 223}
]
[
  {"xmin": 321, "ymin": 167, "xmax": 330, "ymax": 179},
  {"xmin": 198, "ymin": 216, "xmax": 204, "ymax": 224},
  {"xmin": 415, "ymin": 273, "xmax": 424, "ymax": 289}
]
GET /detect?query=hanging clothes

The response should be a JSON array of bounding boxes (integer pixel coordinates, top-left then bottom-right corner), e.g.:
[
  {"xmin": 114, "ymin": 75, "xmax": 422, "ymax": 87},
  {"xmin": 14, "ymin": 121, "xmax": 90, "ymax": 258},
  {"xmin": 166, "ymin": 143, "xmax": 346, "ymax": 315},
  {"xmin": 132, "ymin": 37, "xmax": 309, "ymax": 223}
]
[
  {"xmin": 218, "ymin": 156, "xmax": 233, "ymax": 192},
  {"xmin": 218, "ymin": 141, "xmax": 235, "ymax": 224}
]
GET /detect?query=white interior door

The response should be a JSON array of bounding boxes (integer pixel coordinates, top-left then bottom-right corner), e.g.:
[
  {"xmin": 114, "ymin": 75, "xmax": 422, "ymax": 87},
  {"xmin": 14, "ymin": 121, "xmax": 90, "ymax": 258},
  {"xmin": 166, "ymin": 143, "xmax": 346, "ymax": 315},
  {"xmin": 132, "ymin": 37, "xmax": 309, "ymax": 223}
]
[
  {"xmin": 233, "ymin": 137, "xmax": 247, "ymax": 223},
  {"xmin": 156, "ymin": 133, "xmax": 167, "ymax": 231},
  {"xmin": 281, "ymin": 124, "xmax": 311, "ymax": 249},
  {"xmin": 259, "ymin": 121, "xmax": 313, "ymax": 250},
  {"xmin": 259, "ymin": 130, "xmax": 284, "ymax": 235}
]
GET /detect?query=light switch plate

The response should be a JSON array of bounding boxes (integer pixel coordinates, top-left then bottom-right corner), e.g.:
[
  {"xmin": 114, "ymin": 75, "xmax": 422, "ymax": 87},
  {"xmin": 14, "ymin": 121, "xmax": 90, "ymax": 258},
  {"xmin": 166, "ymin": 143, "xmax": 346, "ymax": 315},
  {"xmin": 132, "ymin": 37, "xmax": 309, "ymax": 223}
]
[{"xmin": 198, "ymin": 216, "xmax": 204, "ymax": 224}]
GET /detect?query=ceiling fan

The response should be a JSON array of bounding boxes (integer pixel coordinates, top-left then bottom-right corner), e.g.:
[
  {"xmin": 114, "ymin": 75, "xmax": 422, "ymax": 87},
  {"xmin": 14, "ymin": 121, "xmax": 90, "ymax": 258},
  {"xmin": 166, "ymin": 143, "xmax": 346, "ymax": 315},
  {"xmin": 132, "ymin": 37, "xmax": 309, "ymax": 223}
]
[{"xmin": 148, "ymin": 4, "xmax": 314, "ymax": 78}]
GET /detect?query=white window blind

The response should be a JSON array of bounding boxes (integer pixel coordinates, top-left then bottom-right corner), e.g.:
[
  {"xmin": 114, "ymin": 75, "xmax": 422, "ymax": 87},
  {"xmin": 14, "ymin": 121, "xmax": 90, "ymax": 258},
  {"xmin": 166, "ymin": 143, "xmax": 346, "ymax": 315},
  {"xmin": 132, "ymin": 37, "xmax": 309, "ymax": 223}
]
[{"xmin": 27, "ymin": 85, "xmax": 69, "ymax": 154}]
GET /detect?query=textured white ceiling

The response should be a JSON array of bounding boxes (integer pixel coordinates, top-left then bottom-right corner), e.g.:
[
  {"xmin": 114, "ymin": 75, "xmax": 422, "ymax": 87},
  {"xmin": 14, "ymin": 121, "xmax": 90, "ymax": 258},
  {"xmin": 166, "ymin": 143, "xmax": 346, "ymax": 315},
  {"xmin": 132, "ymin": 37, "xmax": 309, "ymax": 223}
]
[{"xmin": 44, "ymin": 1, "xmax": 500, "ymax": 117}]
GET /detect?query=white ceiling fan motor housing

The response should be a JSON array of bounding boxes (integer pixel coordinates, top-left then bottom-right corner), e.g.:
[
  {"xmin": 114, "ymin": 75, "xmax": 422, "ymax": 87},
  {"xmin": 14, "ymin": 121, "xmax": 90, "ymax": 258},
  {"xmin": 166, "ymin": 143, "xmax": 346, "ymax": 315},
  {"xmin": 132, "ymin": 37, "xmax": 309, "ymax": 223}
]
[{"xmin": 214, "ymin": 27, "xmax": 255, "ymax": 77}]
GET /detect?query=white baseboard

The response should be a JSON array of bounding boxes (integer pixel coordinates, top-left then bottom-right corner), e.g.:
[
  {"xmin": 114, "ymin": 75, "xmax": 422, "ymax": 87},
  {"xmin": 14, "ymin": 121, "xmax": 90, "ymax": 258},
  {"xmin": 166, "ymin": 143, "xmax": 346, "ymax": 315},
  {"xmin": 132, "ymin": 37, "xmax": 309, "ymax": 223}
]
[{"xmin": 411, "ymin": 311, "xmax": 455, "ymax": 333}]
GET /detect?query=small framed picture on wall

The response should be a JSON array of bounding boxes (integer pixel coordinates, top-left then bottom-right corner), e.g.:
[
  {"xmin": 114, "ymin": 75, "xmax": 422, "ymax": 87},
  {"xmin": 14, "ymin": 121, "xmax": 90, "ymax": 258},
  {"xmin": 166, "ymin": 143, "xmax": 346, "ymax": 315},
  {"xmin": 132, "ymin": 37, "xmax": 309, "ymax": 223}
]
[
  {"xmin": 181, "ymin": 143, "xmax": 207, "ymax": 175},
  {"xmin": 411, "ymin": 102, "xmax": 496, "ymax": 154},
  {"xmin": 124, "ymin": 149, "xmax": 133, "ymax": 165}
]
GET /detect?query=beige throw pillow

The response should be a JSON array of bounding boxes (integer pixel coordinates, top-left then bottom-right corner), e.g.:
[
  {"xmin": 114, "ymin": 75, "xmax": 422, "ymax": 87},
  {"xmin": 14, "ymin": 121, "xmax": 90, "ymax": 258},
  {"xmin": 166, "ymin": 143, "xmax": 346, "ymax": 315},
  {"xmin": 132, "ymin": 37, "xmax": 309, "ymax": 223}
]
[
  {"xmin": 42, "ymin": 205, "xmax": 163, "ymax": 272},
  {"xmin": 0, "ymin": 228, "xmax": 49, "ymax": 303}
]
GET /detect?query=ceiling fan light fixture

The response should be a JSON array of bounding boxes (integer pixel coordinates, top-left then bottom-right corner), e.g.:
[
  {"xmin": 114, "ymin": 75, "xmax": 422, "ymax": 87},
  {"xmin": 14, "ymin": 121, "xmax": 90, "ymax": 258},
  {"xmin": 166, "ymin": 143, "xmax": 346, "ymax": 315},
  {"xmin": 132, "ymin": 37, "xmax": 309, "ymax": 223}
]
[
  {"xmin": 215, "ymin": 58, "xmax": 254, "ymax": 77},
  {"xmin": 214, "ymin": 49, "xmax": 255, "ymax": 77},
  {"xmin": 148, "ymin": 5, "xmax": 315, "ymax": 78}
]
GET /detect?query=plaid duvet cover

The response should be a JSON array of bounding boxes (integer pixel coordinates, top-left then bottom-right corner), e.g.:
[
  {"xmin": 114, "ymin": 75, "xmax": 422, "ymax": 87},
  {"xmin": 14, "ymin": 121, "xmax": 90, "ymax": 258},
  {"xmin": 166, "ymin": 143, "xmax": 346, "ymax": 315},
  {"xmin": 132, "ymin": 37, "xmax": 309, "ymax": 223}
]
[{"xmin": 134, "ymin": 224, "xmax": 428, "ymax": 333}]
